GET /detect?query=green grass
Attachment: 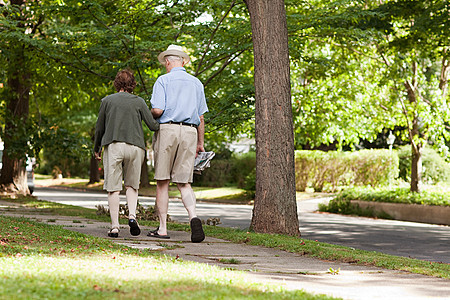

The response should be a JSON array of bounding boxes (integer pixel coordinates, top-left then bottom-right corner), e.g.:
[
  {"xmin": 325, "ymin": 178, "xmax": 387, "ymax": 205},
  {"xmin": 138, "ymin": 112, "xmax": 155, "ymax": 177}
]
[
  {"xmin": 3, "ymin": 195, "xmax": 449, "ymax": 281},
  {"xmin": 218, "ymin": 258, "xmax": 242, "ymax": 264},
  {"xmin": 0, "ymin": 215, "xmax": 336, "ymax": 299},
  {"xmin": 193, "ymin": 225, "xmax": 449, "ymax": 279}
]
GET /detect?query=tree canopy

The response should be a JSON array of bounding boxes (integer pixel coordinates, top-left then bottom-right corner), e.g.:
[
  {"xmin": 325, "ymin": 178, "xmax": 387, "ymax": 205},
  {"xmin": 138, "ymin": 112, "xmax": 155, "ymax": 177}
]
[{"xmin": 1, "ymin": 0, "xmax": 448, "ymax": 193}]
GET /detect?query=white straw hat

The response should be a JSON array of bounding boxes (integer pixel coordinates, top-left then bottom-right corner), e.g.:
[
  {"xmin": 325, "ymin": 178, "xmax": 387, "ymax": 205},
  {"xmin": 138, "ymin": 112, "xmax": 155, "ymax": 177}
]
[{"xmin": 157, "ymin": 44, "xmax": 191, "ymax": 64}]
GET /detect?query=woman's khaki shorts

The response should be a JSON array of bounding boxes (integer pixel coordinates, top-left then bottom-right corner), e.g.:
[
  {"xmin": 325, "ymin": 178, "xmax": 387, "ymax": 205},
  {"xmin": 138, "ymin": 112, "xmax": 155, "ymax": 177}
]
[
  {"xmin": 103, "ymin": 142, "xmax": 145, "ymax": 192},
  {"xmin": 153, "ymin": 123, "xmax": 197, "ymax": 183}
]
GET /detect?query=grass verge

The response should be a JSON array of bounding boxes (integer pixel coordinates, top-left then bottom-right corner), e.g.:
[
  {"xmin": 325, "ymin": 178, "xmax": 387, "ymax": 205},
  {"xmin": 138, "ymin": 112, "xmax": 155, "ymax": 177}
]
[
  {"xmin": 2, "ymin": 196, "xmax": 449, "ymax": 280},
  {"xmin": 0, "ymin": 215, "xmax": 335, "ymax": 299}
]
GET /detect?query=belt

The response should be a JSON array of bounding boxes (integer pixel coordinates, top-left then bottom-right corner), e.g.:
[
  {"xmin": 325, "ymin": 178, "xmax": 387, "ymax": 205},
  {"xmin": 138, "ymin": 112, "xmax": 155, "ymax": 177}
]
[{"xmin": 164, "ymin": 121, "xmax": 198, "ymax": 128}]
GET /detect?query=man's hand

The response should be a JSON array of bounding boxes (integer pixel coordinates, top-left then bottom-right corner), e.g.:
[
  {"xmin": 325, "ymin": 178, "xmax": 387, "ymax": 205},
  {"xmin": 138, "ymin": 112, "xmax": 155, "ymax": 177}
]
[
  {"xmin": 196, "ymin": 115, "xmax": 205, "ymax": 158},
  {"xmin": 94, "ymin": 152, "xmax": 102, "ymax": 161},
  {"xmin": 196, "ymin": 145, "xmax": 205, "ymax": 158}
]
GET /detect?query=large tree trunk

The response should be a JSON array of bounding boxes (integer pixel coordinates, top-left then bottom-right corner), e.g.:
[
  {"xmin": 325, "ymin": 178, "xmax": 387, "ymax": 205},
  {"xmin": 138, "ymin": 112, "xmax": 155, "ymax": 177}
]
[
  {"xmin": 0, "ymin": 0, "xmax": 30, "ymax": 195},
  {"xmin": 246, "ymin": 0, "xmax": 300, "ymax": 236}
]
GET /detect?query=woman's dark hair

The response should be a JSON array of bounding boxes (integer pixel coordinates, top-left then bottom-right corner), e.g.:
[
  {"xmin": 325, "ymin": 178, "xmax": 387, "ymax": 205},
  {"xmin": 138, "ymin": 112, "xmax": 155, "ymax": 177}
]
[{"xmin": 114, "ymin": 69, "xmax": 136, "ymax": 93}]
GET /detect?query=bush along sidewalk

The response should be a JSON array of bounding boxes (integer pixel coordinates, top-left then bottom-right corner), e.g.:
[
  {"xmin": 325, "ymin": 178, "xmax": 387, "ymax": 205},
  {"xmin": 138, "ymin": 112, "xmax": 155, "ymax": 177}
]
[{"xmin": 319, "ymin": 187, "xmax": 450, "ymax": 222}]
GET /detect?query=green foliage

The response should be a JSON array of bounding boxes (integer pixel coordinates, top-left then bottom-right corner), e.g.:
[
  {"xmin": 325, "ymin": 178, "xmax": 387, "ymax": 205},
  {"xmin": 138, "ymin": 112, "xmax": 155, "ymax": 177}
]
[
  {"xmin": 287, "ymin": 0, "xmax": 397, "ymax": 149},
  {"xmin": 0, "ymin": 0, "xmax": 257, "ymax": 175},
  {"xmin": 397, "ymin": 145, "xmax": 450, "ymax": 184},
  {"xmin": 193, "ymin": 151, "xmax": 256, "ymax": 188},
  {"xmin": 30, "ymin": 119, "xmax": 92, "ymax": 178},
  {"xmin": 2, "ymin": 0, "xmax": 449, "ymax": 190},
  {"xmin": 318, "ymin": 196, "xmax": 394, "ymax": 220},
  {"xmin": 244, "ymin": 168, "xmax": 256, "ymax": 194},
  {"xmin": 327, "ymin": 186, "xmax": 450, "ymax": 207},
  {"xmin": 295, "ymin": 150, "xmax": 399, "ymax": 192}
]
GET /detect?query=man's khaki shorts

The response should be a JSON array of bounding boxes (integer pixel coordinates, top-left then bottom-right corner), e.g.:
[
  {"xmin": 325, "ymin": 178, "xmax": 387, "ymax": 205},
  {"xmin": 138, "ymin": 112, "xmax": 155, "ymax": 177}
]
[
  {"xmin": 103, "ymin": 142, "xmax": 145, "ymax": 192},
  {"xmin": 153, "ymin": 123, "xmax": 197, "ymax": 183}
]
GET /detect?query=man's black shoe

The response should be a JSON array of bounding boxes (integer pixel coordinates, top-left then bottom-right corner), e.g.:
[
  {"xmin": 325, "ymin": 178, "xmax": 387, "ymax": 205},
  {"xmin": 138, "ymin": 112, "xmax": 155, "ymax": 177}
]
[
  {"xmin": 190, "ymin": 217, "xmax": 205, "ymax": 243},
  {"xmin": 129, "ymin": 219, "xmax": 141, "ymax": 236}
]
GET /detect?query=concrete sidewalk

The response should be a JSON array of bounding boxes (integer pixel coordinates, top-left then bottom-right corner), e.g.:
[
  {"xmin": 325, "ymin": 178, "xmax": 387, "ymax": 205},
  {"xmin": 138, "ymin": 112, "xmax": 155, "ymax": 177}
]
[{"xmin": 1, "ymin": 199, "xmax": 449, "ymax": 300}]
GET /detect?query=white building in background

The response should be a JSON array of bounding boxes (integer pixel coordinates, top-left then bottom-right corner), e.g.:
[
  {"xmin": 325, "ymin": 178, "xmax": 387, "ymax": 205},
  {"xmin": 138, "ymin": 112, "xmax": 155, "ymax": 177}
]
[{"xmin": 228, "ymin": 138, "xmax": 255, "ymax": 153}]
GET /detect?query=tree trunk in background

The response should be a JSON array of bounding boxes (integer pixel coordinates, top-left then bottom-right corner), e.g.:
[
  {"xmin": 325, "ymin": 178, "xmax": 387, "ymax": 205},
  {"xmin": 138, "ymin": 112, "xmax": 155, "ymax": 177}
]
[
  {"xmin": 88, "ymin": 155, "xmax": 101, "ymax": 184},
  {"xmin": 0, "ymin": 0, "xmax": 30, "ymax": 195},
  {"xmin": 246, "ymin": 0, "xmax": 300, "ymax": 236},
  {"xmin": 88, "ymin": 128, "xmax": 100, "ymax": 184},
  {"xmin": 140, "ymin": 152, "xmax": 150, "ymax": 188},
  {"xmin": 404, "ymin": 61, "xmax": 422, "ymax": 193},
  {"xmin": 410, "ymin": 114, "xmax": 422, "ymax": 193}
]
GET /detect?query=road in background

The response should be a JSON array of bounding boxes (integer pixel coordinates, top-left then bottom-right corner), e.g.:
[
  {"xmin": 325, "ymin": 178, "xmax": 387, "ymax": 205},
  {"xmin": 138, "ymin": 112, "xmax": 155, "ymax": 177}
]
[{"xmin": 34, "ymin": 187, "xmax": 450, "ymax": 263}]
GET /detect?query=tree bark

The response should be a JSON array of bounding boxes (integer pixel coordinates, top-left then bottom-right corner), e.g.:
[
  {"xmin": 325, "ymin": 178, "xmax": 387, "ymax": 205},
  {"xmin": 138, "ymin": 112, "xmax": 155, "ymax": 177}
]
[
  {"xmin": 88, "ymin": 128, "xmax": 100, "ymax": 184},
  {"xmin": 246, "ymin": 0, "xmax": 300, "ymax": 236},
  {"xmin": 88, "ymin": 155, "xmax": 101, "ymax": 184},
  {"xmin": 410, "ymin": 140, "xmax": 422, "ymax": 193},
  {"xmin": 140, "ymin": 151, "xmax": 150, "ymax": 188},
  {"xmin": 0, "ymin": 0, "xmax": 30, "ymax": 195},
  {"xmin": 404, "ymin": 61, "xmax": 422, "ymax": 193},
  {"xmin": 410, "ymin": 110, "xmax": 422, "ymax": 193}
]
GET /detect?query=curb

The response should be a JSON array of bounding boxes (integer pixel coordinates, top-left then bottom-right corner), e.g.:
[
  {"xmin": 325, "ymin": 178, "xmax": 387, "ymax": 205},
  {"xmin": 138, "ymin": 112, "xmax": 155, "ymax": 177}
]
[{"xmin": 351, "ymin": 200, "xmax": 450, "ymax": 226}]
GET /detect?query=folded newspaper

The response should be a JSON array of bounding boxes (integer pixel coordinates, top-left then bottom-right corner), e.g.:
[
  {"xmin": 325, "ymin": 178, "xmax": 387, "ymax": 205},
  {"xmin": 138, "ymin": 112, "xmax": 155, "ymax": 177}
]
[{"xmin": 194, "ymin": 151, "xmax": 215, "ymax": 175}]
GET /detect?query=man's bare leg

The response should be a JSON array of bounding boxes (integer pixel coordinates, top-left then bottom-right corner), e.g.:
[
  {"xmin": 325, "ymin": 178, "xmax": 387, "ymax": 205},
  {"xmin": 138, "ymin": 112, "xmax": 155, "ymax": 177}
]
[
  {"xmin": 177, "ymin": 183, "xmax": 197, "ymax": 220},
  {"xmin": 155, "ymin": 179, "xmax": 170, "ymax": 236}
]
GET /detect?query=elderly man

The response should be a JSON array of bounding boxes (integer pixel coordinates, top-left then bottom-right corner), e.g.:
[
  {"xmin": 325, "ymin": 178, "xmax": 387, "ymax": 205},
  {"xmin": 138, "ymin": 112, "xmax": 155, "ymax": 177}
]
[{"xmin": 148, "ymin": 45, "xmax": 208, "ymax": 243}]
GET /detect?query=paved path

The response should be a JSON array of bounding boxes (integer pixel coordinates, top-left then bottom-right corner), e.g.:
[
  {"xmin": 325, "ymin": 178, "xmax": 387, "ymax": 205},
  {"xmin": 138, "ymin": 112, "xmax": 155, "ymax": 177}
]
[
  {"xmin": 1, "ymin": 198, "xmax": 448, "ymax": 300},
  {"xmin": 34, "ymin": 187, "xmax": 450, "ymax": 264}
]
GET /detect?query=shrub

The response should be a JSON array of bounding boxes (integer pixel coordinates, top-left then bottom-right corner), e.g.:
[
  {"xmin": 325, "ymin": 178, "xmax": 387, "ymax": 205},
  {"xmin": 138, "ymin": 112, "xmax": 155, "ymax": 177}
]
[
  {"xmin": 193, "ymin": 160, "xmax": 235, "ymax": 187},
  {"xmin": 193, "ymin": 152, "xmax": 256, "ymax": 188},
  {"xmin": 295, "ymin": 150, "xmax": 399, "ymax": 192},
  {"xmin": 243, "ymin": 168, "xmax": 256, "ymax": 197},
  {"xmin": 348, "ymin": 150, "xmax": 399, "ymax": 187},
  {"xmin": 398, "ymin": 145, "xmax": 450, "ymax": 184},
  {"xmin": 326, "ymin": 186, "xmax": 450, "ymax": 207}
]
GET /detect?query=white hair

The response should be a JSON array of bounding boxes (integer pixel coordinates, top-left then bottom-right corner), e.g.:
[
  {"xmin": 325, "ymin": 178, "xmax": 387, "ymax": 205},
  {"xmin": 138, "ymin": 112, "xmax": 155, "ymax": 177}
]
[{"xmin": 165, "ymin": 55, "xmax": 183, "ymax": 63}]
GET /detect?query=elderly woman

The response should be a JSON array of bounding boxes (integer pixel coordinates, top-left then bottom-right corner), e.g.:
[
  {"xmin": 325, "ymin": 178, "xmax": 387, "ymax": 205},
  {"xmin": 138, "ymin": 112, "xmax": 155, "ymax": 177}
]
[{"xmin": 94, "ymin": 69, "xmax": 159, "ymax": 237}]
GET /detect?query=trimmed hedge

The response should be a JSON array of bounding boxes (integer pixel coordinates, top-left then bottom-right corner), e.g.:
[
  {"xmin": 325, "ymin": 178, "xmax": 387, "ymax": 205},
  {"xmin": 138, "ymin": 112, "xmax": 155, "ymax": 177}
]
[{"xmin": 295, "ymin": 150, "xmax": 399, "ymax": 192}]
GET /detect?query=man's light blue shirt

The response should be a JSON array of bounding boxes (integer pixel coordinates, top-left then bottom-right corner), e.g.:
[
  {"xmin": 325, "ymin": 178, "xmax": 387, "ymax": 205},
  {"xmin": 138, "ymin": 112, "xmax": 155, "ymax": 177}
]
[{"xmin": 150, "ymin": 67, "xmax": 208, "ymax": 126}]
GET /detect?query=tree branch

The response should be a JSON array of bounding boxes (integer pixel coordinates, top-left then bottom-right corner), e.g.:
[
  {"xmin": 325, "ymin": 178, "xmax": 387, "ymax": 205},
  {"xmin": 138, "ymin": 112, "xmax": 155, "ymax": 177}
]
[
  {"xmin": 195, "ymin": 0, "xmax": 237, "ymax": 76},
  {"xmin": 203, "ymin": 49, "xmax": 247, "ymax": 87},
  {"xmin": 332, "ymin": 42, "xmax": 384, "ymax": 63},
  {"xmin": 35, "ymin": 47, "xmax": 111, "ymax": 79}
]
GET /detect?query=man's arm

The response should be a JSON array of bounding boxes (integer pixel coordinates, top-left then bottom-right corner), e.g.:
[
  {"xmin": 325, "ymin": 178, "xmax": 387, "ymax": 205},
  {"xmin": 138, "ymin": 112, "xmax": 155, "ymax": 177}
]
[
  {"xmin": 196, "ymin": 115, "xmax": 205, "ymax": 156},
  {"xmin": 151, "ymin": 108, "xmax": 164, "ymax": 119}
]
